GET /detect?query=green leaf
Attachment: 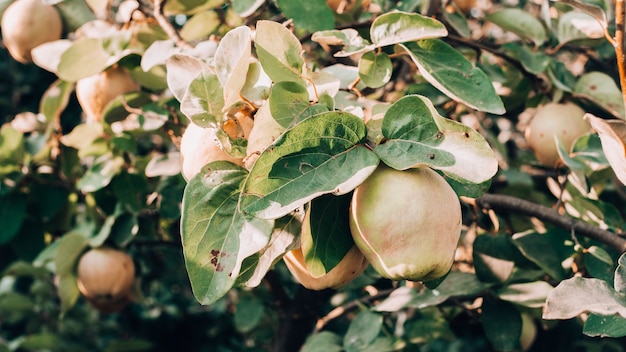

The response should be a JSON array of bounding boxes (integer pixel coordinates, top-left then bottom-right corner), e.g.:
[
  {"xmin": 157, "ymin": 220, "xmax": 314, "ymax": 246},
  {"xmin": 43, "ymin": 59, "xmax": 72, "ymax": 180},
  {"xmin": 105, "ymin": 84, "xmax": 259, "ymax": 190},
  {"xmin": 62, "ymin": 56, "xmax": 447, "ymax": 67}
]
[
  {"xmin": 497, "ymin": 281, "xmax": 554, "ymax": 308},
  {"xmin": 302, "ymin": 331, "xmax": 343, "ymax": 352},
  {"xmin": 254, "ymin": 20, "xmax": 305, "ymax": 84},
  {"xmin": 473, "ymin": 234, "xmax": 518, "ymax": 283},
  {"xmin": 54, "ymin": 0, "xmax": 96, "ymax": 32},
  {"xmin": 511, "ymin": 231, "xmax": 568, "ymax": 280},
  {"xmin": 358, "ymin": 51, "xmax": 392, "ymax": 88},
  {"xmin": 574, "ymin": 72, "xmax": 625, "ymax": 119},
  {"xmin": 0, "ymin": 192, "xmax": 26, "ymax": 245},
  {"xmin": 77, "ymin": 155, "xmax": 125, "ymax": 192},
  {"xmin": 543, "ymin": 277, "xmax": 626, "ymax": 319},
  {"xmin": 311, "ymin": 29, "xmax": 372, "ymax": 57},
  {"xmin": 374, "ymin": 95, "xmax": 498, "ymax": 183},
  {"xmin": 241, "ymin": 111, "xmax": 380, "ymax": 219},
  {"xmin": 232, "ymin": 0, "xmax": 265, "ymax": 17},
  {"xmin": 584, "ymin": 314, "xmax": 626, "ymax": 337},
  {"xmin": 180, "ymin": 72, "xmax": 225, "ymax": 127},
  {"xmin": 57, "ymin": 38, "xmax": 111, "ymax": 82},
  {"xmin": 165, "ymin": 54, "xmax": 213, "ymax": 103},
  {"xmin": 401, "ymin": 40, "xmax": 505, "ymax": 114},
  {"xmin": 301, "ymin": 193, "xmax": 354, "ymax": 277},
  {"xmin": 370, "ymin": 11, "xmax": 447, "ymax": 47},
  {"xmin": 54, "ymin": 233, "xmax": 89, "ymax": 314},
  {"xmin": 615, "ymin": 253, "xmax": 626, "ymax": 293},
  {"xmin": 181, "ymin": 161, "xmax": 273, "ymax": 305},
  {"xmin": 276, "ymin": 0, "xmax": 335, "ymax": 32},
  {"xmin": 268, "ymin": 81, "xmax": 310, "ymax": 127},
  {"xmin": 558, "ymin": 11, "xmax": 604, "ymax": 46},
  {"xmin": 343, "ymin": 311, "xmax": 383, "ymax": 352},
  {"xmin": 40, "ymin": 80, "xmax": 74, "ymax": 123},
  {"xmin": 179, "ymin": 10, "xmax": 220, "ymax": 42},
  {"xmin": 481, "ymin": 297, "xmax": 523, "ymax": 352},
  {"xmin": 0, "ymin": 124, "xmax": 24, "ymax": 169},
  {"xmin": 376, "ymin": 272, "xmax": 489, "ymax": 312},
  {"xmin": 234, "ymin": 295, "xmax": 264, "ymax": 333},
  {"xmin": 215, "ymin": 26, "xmax": 252, "ymax": 109},
  {"xmin": 485, "ymin": 8, "xmax": 547, "ymax": 46}
]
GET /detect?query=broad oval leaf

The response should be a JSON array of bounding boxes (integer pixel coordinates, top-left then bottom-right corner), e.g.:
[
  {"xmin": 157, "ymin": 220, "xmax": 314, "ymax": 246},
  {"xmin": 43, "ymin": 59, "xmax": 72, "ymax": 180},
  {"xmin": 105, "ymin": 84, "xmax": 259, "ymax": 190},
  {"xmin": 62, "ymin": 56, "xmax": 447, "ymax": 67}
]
[
  {"xmin": 180, "ymin": 72, "xmax": 225, "ymax": 127},
  {"xmin": 57, "ymin": 38, "xmax": 111, "ymax": 82},
  {"xmin": 574, "ymin": 72, "xmax": 625, "ymax": 119},
  {"xmin": 301, "ymin": 193, "xmax": 354, "ymax": 277},
  {"xmin": 241, "ymin": 111, "xmax": 380, "ymax": 219},
  {"xmin": 401, "ymin": 40, "xmax": 505, "ymax": 114},
  {"xmin": 374, "ymin": 95, "xmax": 497, "ymax": 184},
  {"xmin": 485, "ymin": 8, "xmax": 547, "ymax": 46},
  {"xmin": 214, "ymin": 26, "xmax": 252, "ymax": 109},
  {"xmin": 358, "ymin": 51, "xmax": 392, "ymax": 88},
  {"xmin": 586, "ymin": 114, "xmax": 626, "ymax": 185},
  {"xmin": 254, "ymin": 20, "xmax": 305, "ymax": 84},
  {"xmin": 181, "ymin": 161, "xmax": 273, "ymax": 305},
  {"xmin": 558, "ymin": 11, "xmax": 604, "ymax": 45},
  {"xmin": 370, "ymin": 11, "xmax": 447, "ymax": 47},
  {"xmin": 497, "ymin": 281, "xmax": 554, "ymax": 308},
  {"xmin": 165, "ymin": 54, "xmax": 213, "ymax": 103},
  {"xmin": 543, "ymin": 276, "xmax": 626, "ymax": 319},
  {"xmin": 269, "ymin": 81, "xmax": 310, "ymax": 127}
]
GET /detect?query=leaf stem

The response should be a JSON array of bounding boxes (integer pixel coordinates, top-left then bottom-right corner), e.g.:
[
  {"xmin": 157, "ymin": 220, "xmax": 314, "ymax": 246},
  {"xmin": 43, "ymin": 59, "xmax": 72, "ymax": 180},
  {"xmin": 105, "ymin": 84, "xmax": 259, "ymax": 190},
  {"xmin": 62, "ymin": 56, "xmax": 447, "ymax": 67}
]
[{"xmin": 475, "ymin": 193, "xmax": 626, "ymax": 253}]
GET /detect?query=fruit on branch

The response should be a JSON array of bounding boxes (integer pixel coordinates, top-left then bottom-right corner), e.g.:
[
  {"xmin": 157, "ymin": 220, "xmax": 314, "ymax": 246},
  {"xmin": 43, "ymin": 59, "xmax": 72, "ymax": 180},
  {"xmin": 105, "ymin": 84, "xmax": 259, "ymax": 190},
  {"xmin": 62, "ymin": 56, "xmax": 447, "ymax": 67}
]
[
  {"xmin": 1, "ymin": 0, "xmax": 63, "ymax": 63},
  {"xmin": 179, "ymin": 122, "xmax": 244, "ymax": 181},
  {"xmin": 525, "ymin": 102, "xmax": 590, "ymax": 167},
  {"xmin": 76, "ymin": 246, "xmax": 135, "ymax": 313},
  {"xmin": 283, "ymin": 245, "xmax": 369, "ymax": 290},
  {"xmin": 349, "ymin": 165, "xmax": 462, "ymax": 281},
  {"xmin": 75, "ymin": 65, "xmax": 140, "ymax": 123}
]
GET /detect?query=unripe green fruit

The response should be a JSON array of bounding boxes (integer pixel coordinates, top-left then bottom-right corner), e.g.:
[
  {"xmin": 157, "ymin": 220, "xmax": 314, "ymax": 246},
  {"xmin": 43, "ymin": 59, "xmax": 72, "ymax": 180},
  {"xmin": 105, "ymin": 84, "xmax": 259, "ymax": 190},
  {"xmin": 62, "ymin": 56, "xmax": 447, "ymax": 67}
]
[
  {"xmin": 525, "ymin": 102, "xmax": 590, "ymax": 167},
  {"xmin": 76, "ymin": 247, "xmax": 135, "ymax": 313},
  {"xmin": 283, "ymin": 245, "xmax": 368, "ymax": 290},
  {"xmin": 179, "ymin": 123, "xmax": 244, "ymax": 181},
  {"xmin": 349, "ymin": 165, "xmax": 462, "ymax": 281},
  {"xmin": 1, "ymin": 0, "xmax": 63, "ymax": 63}
]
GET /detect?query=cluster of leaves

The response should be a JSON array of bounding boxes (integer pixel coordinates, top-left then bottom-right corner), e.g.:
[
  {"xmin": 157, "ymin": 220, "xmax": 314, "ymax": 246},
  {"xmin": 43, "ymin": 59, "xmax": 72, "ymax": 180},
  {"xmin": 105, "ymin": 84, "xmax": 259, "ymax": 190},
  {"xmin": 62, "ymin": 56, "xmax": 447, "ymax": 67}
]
[{"xmin": 2, "ymin": 0, "xmax": 626, "ymax": 350}]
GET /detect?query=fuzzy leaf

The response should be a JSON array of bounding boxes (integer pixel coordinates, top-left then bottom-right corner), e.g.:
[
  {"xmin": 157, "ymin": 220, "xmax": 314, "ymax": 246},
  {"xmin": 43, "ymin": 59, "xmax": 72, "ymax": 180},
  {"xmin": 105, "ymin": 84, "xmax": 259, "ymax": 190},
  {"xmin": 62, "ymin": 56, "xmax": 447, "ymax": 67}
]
[
  {"xmin": 370, "ymin": 11, "xmax": 447, "ymax": 47},
  {"xmin": 401, "ymin": 40, "xmax": 505, "ymax": 114},
  {"xmin": 180, "ymin": 72, "xmax": 225, "ymax": 127},
  {"xmin": 543, "ymin": 277, "xmax": 626, "ymax": 320},
  {"xmin": 254, "ymin": 20, "xmax": 305, "ymax": 84},
  {"xmin": 181, "ymin": 161, "xmax": 273, "ymax": 305},
  {"xmin": 241, "ymin": 111, "xmax": 379, "ymax": 219},
  {"xmin": 214, "ymin": 26, "xmax": 252, "ymax": 109}
]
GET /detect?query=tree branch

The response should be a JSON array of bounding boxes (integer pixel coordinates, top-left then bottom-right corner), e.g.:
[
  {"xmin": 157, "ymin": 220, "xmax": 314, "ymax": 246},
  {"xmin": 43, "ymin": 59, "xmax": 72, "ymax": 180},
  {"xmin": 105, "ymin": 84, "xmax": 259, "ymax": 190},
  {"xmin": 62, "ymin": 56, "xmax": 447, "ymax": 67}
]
[
  {"xmin": 475, "ymin": 193, "xmax": 626, "ymax": 253},
  {"xmin": 153, "ymin": 0, "xmax": 193, "ymax": 50},
  {"xmin": 615, "ymin": 0, "xmax": 626, "ymax": 113}
]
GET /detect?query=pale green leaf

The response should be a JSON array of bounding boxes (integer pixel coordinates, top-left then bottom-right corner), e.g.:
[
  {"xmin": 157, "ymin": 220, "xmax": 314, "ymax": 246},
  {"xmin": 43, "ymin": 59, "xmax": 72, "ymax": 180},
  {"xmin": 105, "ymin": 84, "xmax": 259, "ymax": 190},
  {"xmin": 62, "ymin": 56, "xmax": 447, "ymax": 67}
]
[
  {"xmin": 181, "ymin": 161, "xmax": 273, "ymax": 305},
  {"xmin": 31, "ymin": 39, "xmax": 73, "ymax": 75},
  {"xmin": 54, "ymin": 0, "xmax": 96, "ymax": 32},
  {"xmin": 233, "ymin": 0, "xmax": 265, "ymax": 17},
  {"xmin": 343, "ymin": 311, "xmax": 383, "ymax": 351},
  {"xmin": 165, "ymin": 54, "xmax": 213, "ymax": 103},
  {"xmin": 77, "ymin": 155, "xmax": 124, "ymax": 192},
  {"xmin": 269, "ymin": 81, "xmax": 310, "ymax": 127},
  {"xmin": 358, "ymin": 51, "xmax": 392, "ymax": 88},
  {"xmin": 241, "ymin": 111, "xmax": 380, "ymax": 219},
  {"xmin": 234, "ymin": 295, "xmax": 264, "ymax": 333},
  {"xmin": 497, "ymin": 281, "xmax": 554, "ymax": 308},
  {"xmin": 254, "ymin": 20, "xmax": 305, "ymax": 84},
  {"xmin": 574, "ymin": 72, "xmax": 625, "ymax": 119},
  {"xmin": 39, "ymin": 80, "xmax": 74, "ymax": 123},
  {"xmin": 302, "ymin": 332, "xmax": 343, "ymax": 352},
  {"xmin": 240, "ymin": 61, "xmax": 272, "ymax": 106},
  {"xmin": 311, "ymin": 29, "xmax": 372, "ymax": 57},
  {"xmin": 374, "ymin": 95, "xmax": 498, "ymax": 184},
  {"xmin": 401, "ymin": 40, "xmax": 505, "ymax": 114},
  {"xmin": 370, "ymin": 11, "xmax": 447, "ymax": 47},
  {"xmin": 558, "ymin": 11, "xmax": 605, "ymax": 45},
  {"xmin": 57, "ymin": 38, "xmax": 111, "ymax": 82},
  {"xmin": 180, "ymin": 10, "xmax": 220, "ymax": 42},
  {"xmin": 553, "ymin": 0, "xmax": 608, "ymax": 28},
  {"xmin": 485, "ymin": 8, "xmax": 547, "ymax": 46},
  {"xmin": 163, "ymin": 0, "xmax": 223, "ymax": 15},
  {"xmin": 180, "ymin": 72, "xmax": 225, "ymax": 127},
  {"xmin": 54, "ymin": 233, "xmax": 89, "ymax": 313},
  {"xmin": 276, "ymin": 0, "xmax": 335, "ymax": 32},
  {"xmin": 215, "ymin": 26, "xmax": 252, "ymax": 109},
  {"xmin": 586, "ymin": 114, "xmax": 626, "ymax": 185},
  {"xmin": 543, "ymin": 277, "xmax": 626, "ymax": 319}
]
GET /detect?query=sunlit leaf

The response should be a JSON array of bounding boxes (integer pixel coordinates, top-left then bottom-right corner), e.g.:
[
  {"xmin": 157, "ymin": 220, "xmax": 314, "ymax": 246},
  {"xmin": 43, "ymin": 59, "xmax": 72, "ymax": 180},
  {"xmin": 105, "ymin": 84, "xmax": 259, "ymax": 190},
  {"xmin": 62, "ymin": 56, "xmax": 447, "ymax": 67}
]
[
  {"xmin": 358, "ymin": 51, "xmax": 392, "ymax": 88},
  {"xmin": 39, "ymin": 80, "xmax": 74, "ymax": 123},
  {"xmin": 485, "ymin": 8, "xmax": 547, "ymax": 46},
  {"xmin": 574, "ymin": 72, "xmax": 625, "ymax": 119},
  {"xmin": 369, "ymin": 11, "xmax": 447, "ymax": 47},
  {"xmin": 543, "ymin": 276, "xmax": 626, "ymax": 319},
  {"xmin": 241, "ymin": 111, "xmax": 379, "ymax": 219},
  {"xmin": 302, "ymin": 331, "xmax": 343, "ymax": 352},
  {"xmin": 77, "ymin": 155, "xmax": 125, "ymax": 192},
  {"xmin": 497, "ymin": 281, "xmax": 554, "ymax": 308},
  {"xmin": 311, "ymin": 29, "xmax": 372, "ymax": 57},
  {"xmin": 232, "ymin": 0, "xmax": 265, "ymax": 17},
  {"xmin": 374, "ymin": 95, "xmax": 498, "ymax": 184},
  {"xmin": 179, "ymin": 10, "xmax": 220, "ymax": 42},
  {"xmin": 181, "ymin": 161, "xmax": 273, "ymax": 305},
  {"xmin": 586, "ymin": 114, "xmax": 626, "ymax": 185},
  {"xmin": 254, "ymin": 20, "xmax": 305, "ymax": 84},
  {"xmin": 558, "ymin": 11, "xmax": 605, "ymax": 45},
  {"xmin": 214, "ymin": 26, "xmax": 252, "ymax": 109},
  {"xmin": 54, "ymin": 233, "xmax": 89, "ymax": 314},
  {"xmin": 401, "ymin": 40, "xmax": 505, "ymax": 114},
  {"xmin": 165, "ymin": 54, "xmax": 212, "ymax": 103},
  {"xmin": 180, "ymin": 72, "xmax": 224, "ymax": 127}
]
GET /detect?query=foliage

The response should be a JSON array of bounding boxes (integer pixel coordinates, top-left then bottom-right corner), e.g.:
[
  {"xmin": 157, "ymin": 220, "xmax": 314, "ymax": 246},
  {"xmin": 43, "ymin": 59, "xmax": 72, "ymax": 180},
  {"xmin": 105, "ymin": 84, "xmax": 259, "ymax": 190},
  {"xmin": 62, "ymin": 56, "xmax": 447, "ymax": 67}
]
[{"xmin": 2, "ymin": 0, "xmax": 626, "ymax": 351}]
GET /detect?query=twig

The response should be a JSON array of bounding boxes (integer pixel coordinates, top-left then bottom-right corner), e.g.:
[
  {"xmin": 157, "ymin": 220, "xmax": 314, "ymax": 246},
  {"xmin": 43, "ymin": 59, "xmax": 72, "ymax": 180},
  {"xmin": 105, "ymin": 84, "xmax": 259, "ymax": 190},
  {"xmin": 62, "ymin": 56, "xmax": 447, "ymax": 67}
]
[
  {"xmin": 153, "ymin": 0, "xmax": 193, "ymax": 50},
  {"xmin": 616, "ymin": 0, "xmax": 626, "ymax": 114},
  {"xmin": 475, "ymin": 193, "xmax": 626, "ymax": 253}
]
